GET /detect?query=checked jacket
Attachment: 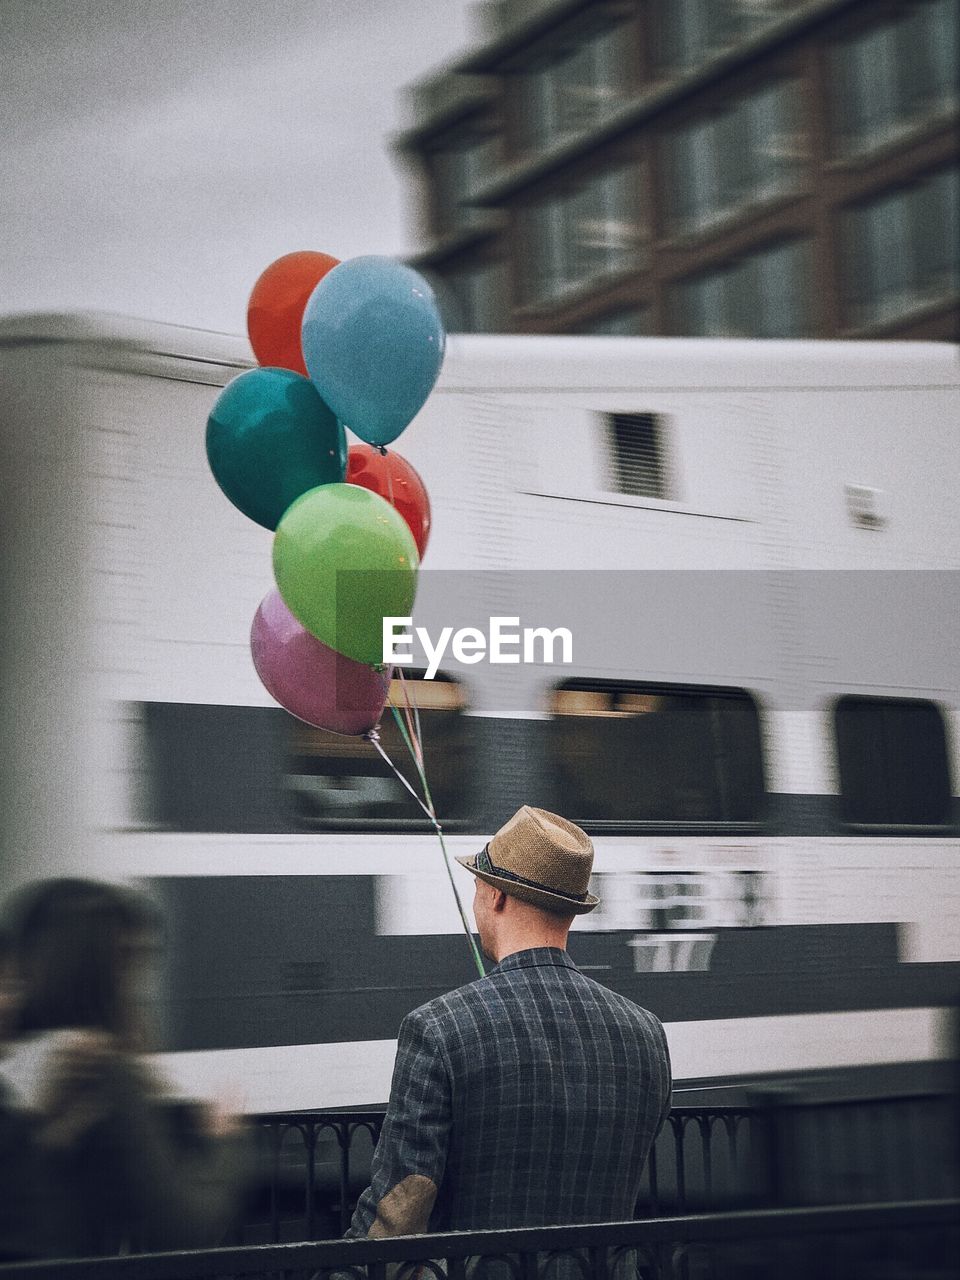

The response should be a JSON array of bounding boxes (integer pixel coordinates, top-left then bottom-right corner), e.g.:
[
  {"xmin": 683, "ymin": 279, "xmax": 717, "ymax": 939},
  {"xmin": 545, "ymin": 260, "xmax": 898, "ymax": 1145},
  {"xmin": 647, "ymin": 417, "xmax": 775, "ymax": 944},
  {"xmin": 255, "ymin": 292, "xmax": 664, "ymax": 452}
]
[{"xmin": 347, "ymin": 947, "xmax": 672, "ymax": 1236}]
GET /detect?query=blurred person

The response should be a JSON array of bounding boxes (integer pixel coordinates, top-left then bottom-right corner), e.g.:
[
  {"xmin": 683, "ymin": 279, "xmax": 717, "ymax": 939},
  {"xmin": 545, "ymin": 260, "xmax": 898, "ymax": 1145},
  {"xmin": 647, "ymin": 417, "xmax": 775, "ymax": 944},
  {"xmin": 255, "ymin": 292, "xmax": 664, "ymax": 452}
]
[
  {"xmin": 348, "ymin": 806, "xmax": 672, "ymax": 1237},
  {"xmin": 0, "ymin": 926, "xmax": 42, "ymax": 1262},
  {"xmin": 0, "ymin": 928, "xmax": 22, "ymax": 1045},
  {"xmin": 0, "ymin": 878, "xmax": 248, "ymax": 1259}
]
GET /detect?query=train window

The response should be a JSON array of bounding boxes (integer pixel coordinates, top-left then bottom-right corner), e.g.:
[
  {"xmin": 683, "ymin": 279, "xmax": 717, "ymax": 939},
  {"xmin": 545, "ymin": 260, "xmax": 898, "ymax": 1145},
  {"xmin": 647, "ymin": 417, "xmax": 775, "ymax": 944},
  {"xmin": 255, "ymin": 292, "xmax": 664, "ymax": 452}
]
[
  {"xmin": 604, "ymin": 412, "xmax": 671, "ymax": 499},
  {"xmin": 549, "ymin": 680, "xmax": 764, "ymax": 830},
  {"xmin": 287, "ymin": 673, "xmax": 475, "ymax": 831},
  {"xmin": 834, "ymin": 696, "xmax": 953, "ymax": 828},
  {"xmin": 141, "ymin": 702, "xmax": 292, "ymax": 832}
]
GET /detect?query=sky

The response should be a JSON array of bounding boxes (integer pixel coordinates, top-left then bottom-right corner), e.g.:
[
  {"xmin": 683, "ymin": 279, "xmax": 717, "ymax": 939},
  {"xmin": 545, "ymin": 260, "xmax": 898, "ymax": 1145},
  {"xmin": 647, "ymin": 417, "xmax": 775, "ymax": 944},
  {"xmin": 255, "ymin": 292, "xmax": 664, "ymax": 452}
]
[{"xmin": 0, "ymin": 0, "xmax": 480, "ymax": 333}]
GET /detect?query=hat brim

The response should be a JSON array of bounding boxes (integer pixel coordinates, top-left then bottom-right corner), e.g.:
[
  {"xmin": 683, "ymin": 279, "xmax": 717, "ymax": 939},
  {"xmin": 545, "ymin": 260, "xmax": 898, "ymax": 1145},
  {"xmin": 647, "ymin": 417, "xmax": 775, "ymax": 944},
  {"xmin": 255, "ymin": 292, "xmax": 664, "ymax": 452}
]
[{"xmin": 456, "ymin": 853, "xmax": 599, "ymax": 915}]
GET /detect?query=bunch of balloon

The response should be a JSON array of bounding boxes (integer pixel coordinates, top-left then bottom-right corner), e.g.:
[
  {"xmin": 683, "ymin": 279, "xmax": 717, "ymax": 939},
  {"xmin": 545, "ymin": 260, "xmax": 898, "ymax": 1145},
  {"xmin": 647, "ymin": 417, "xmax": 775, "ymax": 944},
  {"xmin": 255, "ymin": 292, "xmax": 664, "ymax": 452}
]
[{"xmin": 204, "ymin": 251, "xmax": 442, "ymax": 739}]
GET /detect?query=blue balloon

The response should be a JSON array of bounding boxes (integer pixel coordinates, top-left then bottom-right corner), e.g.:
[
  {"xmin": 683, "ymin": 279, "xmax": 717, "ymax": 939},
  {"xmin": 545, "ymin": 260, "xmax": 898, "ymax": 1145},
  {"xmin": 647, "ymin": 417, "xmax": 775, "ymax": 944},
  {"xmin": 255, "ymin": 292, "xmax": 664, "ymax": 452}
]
[{"xmin": 300, "ymin": 256, "xmax": 446, "ymax": 448}]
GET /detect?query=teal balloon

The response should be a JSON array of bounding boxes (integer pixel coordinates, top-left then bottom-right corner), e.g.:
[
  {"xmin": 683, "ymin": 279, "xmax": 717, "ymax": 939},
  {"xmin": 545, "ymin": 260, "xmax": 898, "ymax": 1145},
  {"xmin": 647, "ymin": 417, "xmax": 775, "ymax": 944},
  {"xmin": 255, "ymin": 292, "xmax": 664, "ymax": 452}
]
[
  {"xmin": 300, "ymin": 256, "xmax": 445, "ymax": 448},
  {"xmin": 206, "ymin": 367, "xmax": 346, "ymax": 530},
  {"xmin": 273, "ymin": 483, "xmax": 419, "ymax": 665}
]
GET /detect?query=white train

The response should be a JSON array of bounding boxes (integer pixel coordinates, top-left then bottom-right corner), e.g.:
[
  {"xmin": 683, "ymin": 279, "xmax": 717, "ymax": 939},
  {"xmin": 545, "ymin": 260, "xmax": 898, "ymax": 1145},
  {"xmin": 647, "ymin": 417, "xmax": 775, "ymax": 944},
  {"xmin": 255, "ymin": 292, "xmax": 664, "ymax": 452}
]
[{"xmin": 1, "ymin": 312, "xmax": 958, "ymax": 1113}]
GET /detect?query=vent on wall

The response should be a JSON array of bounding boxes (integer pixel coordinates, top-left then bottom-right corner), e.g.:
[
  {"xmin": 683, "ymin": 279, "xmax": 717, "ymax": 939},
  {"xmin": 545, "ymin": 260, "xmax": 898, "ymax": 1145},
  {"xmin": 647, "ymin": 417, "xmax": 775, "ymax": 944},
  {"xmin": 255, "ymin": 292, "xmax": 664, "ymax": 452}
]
[
  {"xmin": 604, "ymin": 412, "xmax": 671, "ymax": 499},
  {"xmin": 844, "ymin": 484, "xmax": 886, "ymax": 530}
]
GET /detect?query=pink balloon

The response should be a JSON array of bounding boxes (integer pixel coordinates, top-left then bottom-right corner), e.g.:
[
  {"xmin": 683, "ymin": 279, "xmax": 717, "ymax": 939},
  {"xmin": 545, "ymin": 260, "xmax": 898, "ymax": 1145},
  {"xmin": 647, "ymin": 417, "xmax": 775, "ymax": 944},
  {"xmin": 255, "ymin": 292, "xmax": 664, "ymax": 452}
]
[{"xmin": 251, "ymin": 590, "xmax": 391, "ymax": 735}]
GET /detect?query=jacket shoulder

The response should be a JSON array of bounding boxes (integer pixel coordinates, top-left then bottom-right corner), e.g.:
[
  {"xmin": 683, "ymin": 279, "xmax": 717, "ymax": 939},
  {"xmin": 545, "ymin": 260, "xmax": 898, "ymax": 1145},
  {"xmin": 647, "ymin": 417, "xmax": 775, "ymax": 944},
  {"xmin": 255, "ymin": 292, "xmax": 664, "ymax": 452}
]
[
  {"xmin": 404, "ymin": 976, "xmax": 491, "ymax": 1029},
  {"xmin": 408, "ymin": 967, "xmax": 667, "ymax": 1040},
  {"xmin": 581, "ymin": 973, "xmax": 669, "ymax": 1033}
]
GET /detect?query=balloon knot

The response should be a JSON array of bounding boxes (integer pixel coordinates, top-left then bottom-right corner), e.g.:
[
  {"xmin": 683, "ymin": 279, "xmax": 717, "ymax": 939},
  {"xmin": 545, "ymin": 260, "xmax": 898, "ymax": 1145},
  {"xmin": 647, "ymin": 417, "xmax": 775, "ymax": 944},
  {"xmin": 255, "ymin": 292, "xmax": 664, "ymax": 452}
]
[
  {"xmin": 364, "ymin": 728, "xmax": 381, "ymax": 744},
  {"xmin": 376, "ymin": 444, "xmax": 388, "ymax": 457}
]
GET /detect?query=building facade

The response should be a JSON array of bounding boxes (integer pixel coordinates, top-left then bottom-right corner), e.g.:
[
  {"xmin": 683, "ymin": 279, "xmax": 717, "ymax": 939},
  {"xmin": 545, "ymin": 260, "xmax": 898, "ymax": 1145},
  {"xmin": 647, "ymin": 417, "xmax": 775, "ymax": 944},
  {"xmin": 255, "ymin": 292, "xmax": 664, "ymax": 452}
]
[{"xmin": 395, "ymin": 0, "xmax": 959, "ymax": 339}]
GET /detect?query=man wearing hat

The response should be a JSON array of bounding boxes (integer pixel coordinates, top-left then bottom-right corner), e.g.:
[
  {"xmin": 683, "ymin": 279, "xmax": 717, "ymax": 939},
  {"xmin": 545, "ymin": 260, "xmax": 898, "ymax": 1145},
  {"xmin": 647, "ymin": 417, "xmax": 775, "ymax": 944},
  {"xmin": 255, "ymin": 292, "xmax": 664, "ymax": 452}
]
[{"xmin": 347, "ymin": 806, "xmax": 671, "ymax": 1237}]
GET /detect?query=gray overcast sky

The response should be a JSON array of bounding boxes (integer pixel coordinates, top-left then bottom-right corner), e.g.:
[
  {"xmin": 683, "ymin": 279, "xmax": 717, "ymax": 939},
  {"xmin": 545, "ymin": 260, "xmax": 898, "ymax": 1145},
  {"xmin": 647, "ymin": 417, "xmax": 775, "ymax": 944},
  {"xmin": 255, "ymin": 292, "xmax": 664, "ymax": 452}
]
[{"xmin": 0, "ymin": 0, "xmax": 479, "ymax": 332}]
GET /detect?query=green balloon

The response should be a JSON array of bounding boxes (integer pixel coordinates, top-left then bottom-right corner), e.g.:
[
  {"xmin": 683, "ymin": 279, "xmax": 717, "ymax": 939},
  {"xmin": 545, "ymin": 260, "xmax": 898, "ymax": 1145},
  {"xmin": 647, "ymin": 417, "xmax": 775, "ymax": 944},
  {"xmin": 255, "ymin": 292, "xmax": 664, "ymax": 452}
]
[{"xmin": 273, "ymin": 483, "xmax": 419, "ymax": 665}]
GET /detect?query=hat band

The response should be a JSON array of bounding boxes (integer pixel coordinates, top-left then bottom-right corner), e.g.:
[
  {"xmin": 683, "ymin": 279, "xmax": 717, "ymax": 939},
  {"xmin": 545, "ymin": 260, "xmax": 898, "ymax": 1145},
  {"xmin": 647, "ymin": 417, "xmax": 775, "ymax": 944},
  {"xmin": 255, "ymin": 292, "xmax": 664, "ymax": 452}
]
[{"xmin": 475, "ymin": 844, "xmax": 589, "ymax": 904}]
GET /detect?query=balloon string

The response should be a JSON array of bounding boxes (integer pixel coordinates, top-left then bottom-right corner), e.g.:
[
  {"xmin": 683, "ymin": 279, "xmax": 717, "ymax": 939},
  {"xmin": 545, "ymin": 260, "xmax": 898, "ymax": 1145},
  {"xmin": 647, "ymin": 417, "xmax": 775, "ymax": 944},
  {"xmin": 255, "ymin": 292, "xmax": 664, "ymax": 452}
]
[
  {"xmin": 388, "ymin": 707, "xmax": 484, "ymax": 979},
  {"xmin": 364, "ymin": 729, "xmax": 435, "ymax": 824},
  {"xmin": 381, "ymin": 705, "xmax": 485, "ymax": 979},
  {"xmin": 390, "ymin": 704, "xmax": 427, "ymax": 809},
  {"xmin": 396, "ymin": 668, "xmax": 422, "ymax": 769},
  {"xmin": 395, "ymin": 673, "xmax": 422, "ymax": 776},
  {"xmin": 394, "ymin": 671, "xmax": 417, "ymax": 760},
  {"xmin": 397, "ymin": 667, "xmax": 425, "ymax": 771}
]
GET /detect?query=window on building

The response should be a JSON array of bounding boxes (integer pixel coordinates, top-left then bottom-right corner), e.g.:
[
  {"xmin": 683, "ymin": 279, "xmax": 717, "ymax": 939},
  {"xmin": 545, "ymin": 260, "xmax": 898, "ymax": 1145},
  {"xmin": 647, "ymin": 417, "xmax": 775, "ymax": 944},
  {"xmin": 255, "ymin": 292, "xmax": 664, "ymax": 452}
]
[
  {"xmin": 522, "ymin": 166, "xmax": 645, "ymax": 303},
  {"xmin": 832, "ymin": 0, "xmax": 959, "ymax": 157},
  {"xmin": 576, "ymin": 307, "xmax": 650, "ymax": 335},
  {"xmin": 835, "ymin": 696, "xmax": 952, "ymax": 827},
  {"xmin": 431, "ymin": 131, "xmax": 498, "ymax": 234},
  {"xmin": 663, "ymin": 80, "xmax": 802, "ymax": 235},
  {"xmin": 516, "ymin": 18, "xmax": 631, "ymax": 153},
  {"xmin": 676, "ymin": 238, "xmax": 811, "ymax": 337},
  {"xmin": 288, "ymin": 674, "xmax": 473, "ymax": 831},
  {"xmin": 604, "ymin": 413, "xmax": 671, "ymax": 498},
  {"xmin": 444, "ymin": 259, "xmax": 508, "ymax": 333},
  {"xmin": 550, "ymin": 681, "xmax": 765, "ymax": 829},
  {"xmin": 842, "ymin": 165, "xmax": 959, "ymax": 330},
  {"xmin": 653, "ymin": 0, "xmax": 797, "ymax": 74}
]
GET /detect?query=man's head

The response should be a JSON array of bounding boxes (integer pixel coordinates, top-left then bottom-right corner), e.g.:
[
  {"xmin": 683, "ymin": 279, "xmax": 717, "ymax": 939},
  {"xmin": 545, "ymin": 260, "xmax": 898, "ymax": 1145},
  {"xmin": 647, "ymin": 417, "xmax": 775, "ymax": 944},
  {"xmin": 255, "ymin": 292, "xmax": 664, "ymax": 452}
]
[{"xmin": 457, "ymin": 807, "xmax": 598, "ymax": 962}]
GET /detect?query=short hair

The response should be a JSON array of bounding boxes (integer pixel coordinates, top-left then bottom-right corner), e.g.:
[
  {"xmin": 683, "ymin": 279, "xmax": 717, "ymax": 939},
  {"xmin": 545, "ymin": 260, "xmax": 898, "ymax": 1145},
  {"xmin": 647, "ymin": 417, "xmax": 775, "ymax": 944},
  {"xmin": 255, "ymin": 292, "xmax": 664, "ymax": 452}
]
[{"xmin": 5, "ymin": 878, "xmax": 161, "ymax": 1042}]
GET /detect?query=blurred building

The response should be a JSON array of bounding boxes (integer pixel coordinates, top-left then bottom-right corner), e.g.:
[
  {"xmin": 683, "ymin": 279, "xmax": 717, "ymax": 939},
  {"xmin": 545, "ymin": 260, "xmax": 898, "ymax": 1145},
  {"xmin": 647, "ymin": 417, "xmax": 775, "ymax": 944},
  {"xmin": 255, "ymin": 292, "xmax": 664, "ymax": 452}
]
[{"xmin": 395, "ymin": 0, "xmax": 959, "ymax": 339}]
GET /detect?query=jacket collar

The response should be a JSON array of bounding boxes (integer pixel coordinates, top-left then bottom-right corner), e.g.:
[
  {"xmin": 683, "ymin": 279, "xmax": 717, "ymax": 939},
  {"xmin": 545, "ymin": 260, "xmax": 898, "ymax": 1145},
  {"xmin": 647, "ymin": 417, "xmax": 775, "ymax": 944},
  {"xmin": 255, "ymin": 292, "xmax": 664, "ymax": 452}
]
[{"xmin": 490, "ymin": 947, "xmax": 578, "ymax": 975}]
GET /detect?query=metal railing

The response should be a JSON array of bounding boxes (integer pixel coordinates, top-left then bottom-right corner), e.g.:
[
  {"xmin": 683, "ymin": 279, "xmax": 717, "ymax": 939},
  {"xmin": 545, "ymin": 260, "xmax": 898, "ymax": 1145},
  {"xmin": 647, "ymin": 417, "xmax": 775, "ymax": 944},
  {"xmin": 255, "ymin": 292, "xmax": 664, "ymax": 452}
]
[
  {"xmin": 750, "ymin": 1088, "xmax": 960, "ymax": 1208},
  {"xmin": 244, "ymin": 1110, "xmax": 385, "ymax": 1241},
  {"xmin": 1, "ymin": 1199, "xmax": 957, "ymax": 1280},
  {"xmin": 240, "ymin": 1089, "xmax": 960, "ymax": 1243}
]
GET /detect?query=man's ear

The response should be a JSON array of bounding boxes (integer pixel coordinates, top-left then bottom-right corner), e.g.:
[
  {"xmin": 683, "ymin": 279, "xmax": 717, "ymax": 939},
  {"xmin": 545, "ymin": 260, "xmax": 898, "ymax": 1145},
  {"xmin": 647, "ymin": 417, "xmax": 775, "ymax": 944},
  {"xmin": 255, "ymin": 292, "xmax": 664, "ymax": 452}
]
[{"xmin": 492, "ymin": 888, "xmax": 509, "ymax": 913}]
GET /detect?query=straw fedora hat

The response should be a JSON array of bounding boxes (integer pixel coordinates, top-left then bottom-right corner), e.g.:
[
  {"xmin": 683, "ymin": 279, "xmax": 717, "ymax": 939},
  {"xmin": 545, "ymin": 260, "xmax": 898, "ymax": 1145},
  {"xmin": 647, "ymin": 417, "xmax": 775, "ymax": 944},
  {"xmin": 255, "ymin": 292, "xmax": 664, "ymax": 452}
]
[{"xmin": 456, "ymin": 806, "xmax": 599, "ymax": 915}]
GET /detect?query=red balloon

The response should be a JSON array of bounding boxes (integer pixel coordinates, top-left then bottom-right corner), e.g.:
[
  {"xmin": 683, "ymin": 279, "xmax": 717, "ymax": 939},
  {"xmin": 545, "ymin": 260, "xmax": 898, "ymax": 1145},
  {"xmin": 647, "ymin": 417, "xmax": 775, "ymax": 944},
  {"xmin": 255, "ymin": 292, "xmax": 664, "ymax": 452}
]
[
  {"xmin": 251, "ymin": 590, "xmax": 391, "ymax": 736},
  {"xmin": 346, "ymin": 444, "xmax": 431, "ymax": 559},
  {"xmin": 247, "ymin": 251, "xmax": 340, "ymax": 376}
]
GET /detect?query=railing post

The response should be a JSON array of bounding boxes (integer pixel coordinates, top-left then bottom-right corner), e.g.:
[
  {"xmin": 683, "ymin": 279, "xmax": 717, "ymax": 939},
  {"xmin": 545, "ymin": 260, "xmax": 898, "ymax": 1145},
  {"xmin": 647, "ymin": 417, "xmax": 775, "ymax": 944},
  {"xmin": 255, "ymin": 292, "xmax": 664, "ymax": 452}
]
[
  {"xmin": 305, "ymin": 1120, "xmax": 318, "ymax": 1239},
  {"xmin": 519, "ymin": 1241, "xmax": 539, "ymax": 1280},
  {"xmin": 589, "ymin": 1241, "xmax": 609, "ymax": 1280},
  {"xmin": 671, "ymin": 1115, "xmax": 686, "ymax": 1213},
  {"xmin": 269, "ymin": 1123, "xmax": 283, "ymax": 1242},
  {"xmin": 697, "ymin": 1115, "xmax": 712, "ymax": 1211},
  {"xmin": 338, "ymin": 1121, "xmax": 353, "ymax": 1236},
  {"xmin": 646, "ymin": 1142, "xmax": 660, "ymax": 1216},
  {"xmin": 722, "ymin": 1113, "xmax": 740, "ymax": 1207},
  {"xmin": 748, "ymin": 1087, "xmax": 799, "ymax": 1208}
]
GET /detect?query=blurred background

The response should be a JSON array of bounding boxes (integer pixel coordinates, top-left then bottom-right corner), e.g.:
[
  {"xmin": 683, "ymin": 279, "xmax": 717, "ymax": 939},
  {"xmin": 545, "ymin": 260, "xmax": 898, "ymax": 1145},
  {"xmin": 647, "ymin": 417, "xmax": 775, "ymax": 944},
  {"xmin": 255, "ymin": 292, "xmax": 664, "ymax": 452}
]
[
  {"xmin": 0, "ymin": 2, "xmax": 958, "ymax": 1267},
  {"xmin": 400, "ymin": 0, "xmax": 959, "ymax": 340},
  {"xmin": 0, "ymin": 0, "xmax": 477, "ymax": 330},
  {"xmin": 1, "ymin": 0, "xmax": 957, "ymax": 341}
]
